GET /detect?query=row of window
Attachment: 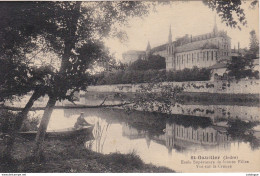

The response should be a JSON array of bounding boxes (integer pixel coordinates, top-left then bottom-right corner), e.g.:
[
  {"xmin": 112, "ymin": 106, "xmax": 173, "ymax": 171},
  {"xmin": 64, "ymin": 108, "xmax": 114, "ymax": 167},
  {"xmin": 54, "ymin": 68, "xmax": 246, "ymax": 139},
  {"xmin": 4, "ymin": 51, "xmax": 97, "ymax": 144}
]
[
  {"xmin": 166, "ymin": 51, "xmax": 230, "ymax": 67},
  {"xmin": 175, "ymin": 51, "xmax": 218, "ymax": 65},
  {"xmin": 223, "ymin": 44, "xmax": 229, "ymax": 49},
  {"xmin": 175, "ymin": 126, "xmax": 215, "ymax": 143}
]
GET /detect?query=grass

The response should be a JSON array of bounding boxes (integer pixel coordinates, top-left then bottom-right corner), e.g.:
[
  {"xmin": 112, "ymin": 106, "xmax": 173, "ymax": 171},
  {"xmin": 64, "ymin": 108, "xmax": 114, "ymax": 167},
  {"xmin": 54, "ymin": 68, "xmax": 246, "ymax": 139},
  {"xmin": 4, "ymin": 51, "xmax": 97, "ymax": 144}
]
[{"xmin": 0, "ymin": 138, "xmax": 174, "ymax": 173}]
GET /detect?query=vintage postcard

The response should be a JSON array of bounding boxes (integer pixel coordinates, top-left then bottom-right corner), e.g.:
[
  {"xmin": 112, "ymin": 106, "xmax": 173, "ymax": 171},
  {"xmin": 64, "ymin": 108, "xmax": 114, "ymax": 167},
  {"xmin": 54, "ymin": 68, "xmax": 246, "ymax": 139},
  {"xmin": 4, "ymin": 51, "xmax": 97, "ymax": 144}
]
[{"xmin": 0, "ymin": 0, "xmax": 259, "ymax": 174}]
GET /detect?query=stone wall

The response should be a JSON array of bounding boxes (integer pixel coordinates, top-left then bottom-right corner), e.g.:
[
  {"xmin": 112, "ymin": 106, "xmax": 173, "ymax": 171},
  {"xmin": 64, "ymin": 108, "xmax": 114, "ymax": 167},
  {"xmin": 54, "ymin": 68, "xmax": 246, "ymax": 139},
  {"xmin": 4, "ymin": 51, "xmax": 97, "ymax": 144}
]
[{"xmin": 87, "ymin": 79, "xmax": 260, "ymax": 94}]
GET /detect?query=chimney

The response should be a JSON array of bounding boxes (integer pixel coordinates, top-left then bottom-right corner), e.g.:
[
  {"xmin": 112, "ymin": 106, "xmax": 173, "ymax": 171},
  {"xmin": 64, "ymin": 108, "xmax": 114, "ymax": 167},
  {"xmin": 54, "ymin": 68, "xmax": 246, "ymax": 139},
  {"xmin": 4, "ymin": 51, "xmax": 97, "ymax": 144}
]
[{"xmin": 238, "ymin": 42, "xmax": 240, "ymax": 53}]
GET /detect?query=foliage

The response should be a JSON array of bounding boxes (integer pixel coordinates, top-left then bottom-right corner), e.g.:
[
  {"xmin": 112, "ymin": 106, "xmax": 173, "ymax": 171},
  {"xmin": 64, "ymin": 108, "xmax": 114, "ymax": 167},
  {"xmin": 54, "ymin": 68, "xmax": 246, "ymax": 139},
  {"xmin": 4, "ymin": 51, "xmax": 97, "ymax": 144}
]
[
  {"xmin": 0, "ymin": 60, "xmax": 54, "ymax": 102},
  {"xmin": 227, "ymin": 56, "xmax": 258, "ymax": 80},
  {"xmin": 0, "ymin": 58, "xmax": 31, "ymax": 102},
  {"xmin": 0, "ymin": 1, "xmax": 150, "ymax": 103},
  {"xmin": 0, "ymin": 139, "xmax": 173, "ymax": 173},
  {"xmin": 0, "ymin": 110, "xmax": 40, "ymax": 135},
  {"xmin": 0, "ymin": 110, "xmax": 17, "ymax": 134},
  {"xmin": 249, "ymin": 30, "xmax": 259, "ymax": 57},
  {"xmin": 20, "ymin": 115, "xmax": 40, "ymax": 132},
  {"xmin": 167, "ymin": 115, "xmax": 213, "ymax": 129},
  {"xmin": 166, "ymin": 67, "xmax": 211, "ymax": 82},
  {"xmin": 1, "ymin": 0, "xmax": 259, "ymax": 160},
  {"xmin": 203, "ymin": 0, "xmax": 258, "ymax": 30},
  {"xmin": 227, "ymin": 119, "xmax": 260, "ymax": 150},
  {"xmin": 124, "ymin": 82, "xmax": 183, "ymax": 114},
  {"xmin": 0, "ymin": 1, "xmax": 154, "ymax": 156},
  {"xmin": 127, "ymin": 55, "xmax": 166, "ymax": 71},
  {"xmin": 95, "ymin": 67, "xmax": 211, "ymax": 85},
  {"xmin": 0, "ymin": 1, "xmax": 257, "ymax": 101}
]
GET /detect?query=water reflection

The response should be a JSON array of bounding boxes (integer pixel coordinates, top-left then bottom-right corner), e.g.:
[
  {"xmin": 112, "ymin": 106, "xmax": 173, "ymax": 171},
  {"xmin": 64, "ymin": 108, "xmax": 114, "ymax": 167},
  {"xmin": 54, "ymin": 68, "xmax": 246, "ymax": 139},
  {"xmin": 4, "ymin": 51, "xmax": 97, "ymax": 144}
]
[
  {"xmin": 165, "ymin": 121, "xmax": 231, "ymax": 153},
  {"xmin": 61, "ymin": 108, "xmax": 260, "ymax": 151},
  {"xmin": 29, "ymin": 107, "xmax": 260, "ymax": 172},
  {"xmin": 81, "ymin": 94, "xmax": 260, "ymax": 122}
]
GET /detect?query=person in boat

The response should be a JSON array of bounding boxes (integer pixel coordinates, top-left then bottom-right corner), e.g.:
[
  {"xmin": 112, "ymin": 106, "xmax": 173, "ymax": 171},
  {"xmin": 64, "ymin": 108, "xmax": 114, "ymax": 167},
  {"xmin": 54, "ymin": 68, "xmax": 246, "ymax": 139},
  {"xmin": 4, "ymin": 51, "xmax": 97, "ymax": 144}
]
[{"xmin": 74, "ymin": 112, "xmax": 91, "ymax": 129}]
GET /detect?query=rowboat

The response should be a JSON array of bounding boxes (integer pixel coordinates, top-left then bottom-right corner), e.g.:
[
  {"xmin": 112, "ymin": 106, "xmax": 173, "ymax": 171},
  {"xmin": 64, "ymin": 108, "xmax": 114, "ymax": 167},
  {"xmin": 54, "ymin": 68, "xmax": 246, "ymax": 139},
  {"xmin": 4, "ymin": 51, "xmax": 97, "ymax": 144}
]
[{"xmin": 18, "ymin": 125, "xmax": 94, "ymax": 141}]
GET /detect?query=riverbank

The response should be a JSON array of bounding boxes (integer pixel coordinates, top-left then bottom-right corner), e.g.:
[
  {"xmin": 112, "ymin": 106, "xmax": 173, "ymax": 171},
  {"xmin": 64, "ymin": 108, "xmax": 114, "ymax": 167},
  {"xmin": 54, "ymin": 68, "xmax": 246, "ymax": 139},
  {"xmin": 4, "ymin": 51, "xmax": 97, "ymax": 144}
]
[
  {"xmin": 83, "ymin": 91, "xmax": 259, "ymax": 106},
  {"xmin": 0, "ymin": 138, "xmax": 174, "ymax": 173}
]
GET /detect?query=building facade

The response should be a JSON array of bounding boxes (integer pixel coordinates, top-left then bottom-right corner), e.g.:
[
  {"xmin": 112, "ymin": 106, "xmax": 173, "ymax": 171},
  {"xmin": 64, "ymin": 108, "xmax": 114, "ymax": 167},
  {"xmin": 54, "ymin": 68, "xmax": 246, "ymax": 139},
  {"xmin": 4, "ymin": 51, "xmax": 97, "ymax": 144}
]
[
  {"xmin": 165, "ymin": 122, "xmax": 231, "ymax": 152},
  {"xmin": 123, "ymin": 18, "xmax": 232, "ymax": 70},
  {"xmin": 165, "ymin": 22, "xmax": 231, "ymax": 71}
]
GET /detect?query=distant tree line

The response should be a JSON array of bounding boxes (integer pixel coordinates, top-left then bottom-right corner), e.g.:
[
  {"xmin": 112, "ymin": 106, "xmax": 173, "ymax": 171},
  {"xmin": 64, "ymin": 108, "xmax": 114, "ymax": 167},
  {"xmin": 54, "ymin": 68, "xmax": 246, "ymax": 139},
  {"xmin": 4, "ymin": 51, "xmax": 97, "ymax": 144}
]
[
  {"xmin": 128, "ymin": 55, "xmax": 166, "ymax": 71},
  {"xmin": 226, "ymin": 29, "xmax": 259, "ymax": 80},
  {"xmin": 93, "ymin": 67, "xmax": 211, "ymax": 85},
  {"xmin": 227, "ymin": 56, "xmax": 259, "ymax": 80}
]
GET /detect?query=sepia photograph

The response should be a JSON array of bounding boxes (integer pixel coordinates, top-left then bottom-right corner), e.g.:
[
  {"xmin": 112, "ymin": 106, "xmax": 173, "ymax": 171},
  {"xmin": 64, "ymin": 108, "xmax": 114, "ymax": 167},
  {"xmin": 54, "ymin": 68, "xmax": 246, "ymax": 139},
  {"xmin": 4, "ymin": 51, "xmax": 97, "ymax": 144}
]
[{"xmin": 0, "ymin": 0, "xmax": 259, "ymax": 174}]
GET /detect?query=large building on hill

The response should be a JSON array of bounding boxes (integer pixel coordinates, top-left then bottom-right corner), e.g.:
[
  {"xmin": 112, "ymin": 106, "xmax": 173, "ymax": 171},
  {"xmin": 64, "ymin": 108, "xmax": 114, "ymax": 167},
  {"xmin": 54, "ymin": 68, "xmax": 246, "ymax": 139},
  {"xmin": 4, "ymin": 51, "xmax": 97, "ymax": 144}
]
[
  {"xmin": 123, "ymin": 17, "xmax": 232, "ymax": 71},
  {"xmin": 165, "ymin": 22, "xmax": 231, "ymax": 71}
]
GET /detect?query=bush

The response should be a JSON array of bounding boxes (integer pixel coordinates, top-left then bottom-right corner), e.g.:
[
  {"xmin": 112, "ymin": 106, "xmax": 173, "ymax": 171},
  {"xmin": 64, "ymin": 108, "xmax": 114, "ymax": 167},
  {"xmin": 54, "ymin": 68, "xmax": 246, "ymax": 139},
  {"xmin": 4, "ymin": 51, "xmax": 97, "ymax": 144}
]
[
  {"xmin": 94, "ymin": 67, "xmax": 211, "ymax": 85},
  {"xmin": 20, "ymin": 115, "xmax": 40, "ymax": 132},
  {"xmin": 166, "ymin": 67, "xmax": 211, "ymax": 82},
  {"xmin": 128, "ymin": 55, "xmax": 166, "ymax": 71},
  {"xmin": 0, "ymin": 110, "xmax": 17, "ymax": 133},
  {"xmin": 0, "ymin": 110, "xmax": 40, "ymax": 134}
]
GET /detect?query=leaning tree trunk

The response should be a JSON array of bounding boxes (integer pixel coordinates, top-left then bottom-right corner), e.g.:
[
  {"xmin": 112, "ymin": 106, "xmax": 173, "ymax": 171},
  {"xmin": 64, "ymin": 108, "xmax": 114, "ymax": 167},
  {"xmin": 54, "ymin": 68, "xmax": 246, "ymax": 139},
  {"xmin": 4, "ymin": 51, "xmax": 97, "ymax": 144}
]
[
  {"xmin": 33, "ymin": 96, "xmax": 56, "ymax": 159},
  {"xmin": 15, "ymin": 91, "xmax": 42, "ymax": 130},
  {"xmin": 2, "ymin": 90, "xmax": 41, "ymax": 159},
  {"xmin": 32, "ymin": 1, "xmax": 81, "ymax": 160}
]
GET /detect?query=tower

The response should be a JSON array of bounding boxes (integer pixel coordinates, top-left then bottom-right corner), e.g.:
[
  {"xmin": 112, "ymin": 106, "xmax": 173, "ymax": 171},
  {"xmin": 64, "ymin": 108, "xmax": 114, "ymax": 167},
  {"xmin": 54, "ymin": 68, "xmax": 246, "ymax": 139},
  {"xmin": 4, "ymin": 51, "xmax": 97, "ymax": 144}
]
[
  {"xmin": 168, "ymin": 25, "xmax": 172, "ymax": 44},
  {"xmin": 167, "ymin": 25, "xmax": 173, "ymax": 55},
  {"xmin": 146, "ymin": 41, "xmax": 151, "ymax": 57},
  {"xmin": 213, "ymin": 14, "xmax": 218, "ymax": 35},
  {"xmin": 166, "ymin": 25, "xmax": 175, "ymax": 70}
]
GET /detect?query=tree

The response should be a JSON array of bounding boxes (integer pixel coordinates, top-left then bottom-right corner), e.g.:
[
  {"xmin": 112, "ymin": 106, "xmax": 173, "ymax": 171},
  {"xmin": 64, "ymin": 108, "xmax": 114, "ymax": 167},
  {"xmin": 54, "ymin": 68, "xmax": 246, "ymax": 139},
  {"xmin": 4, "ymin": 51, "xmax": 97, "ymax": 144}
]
[
  {"xmin": 0, "ymin": 2, "xmax": 61, "ymax": 157},
  {"xmin": 249, "ymin": 30, "xmax": 259, "ymax": 57},
  {"xmin": 0, "ymin": 0, "xmax": 258, "ymax": 159},
  {"xmin": 128, "ymin": 55, "xmax": 166, "ymax": 71},
  {"xmin": 0, "ymin": 1, "xmax": 150, "ymax": 159},
  {"xmin": 1, "ymin": 2, "xmax": 149, "ymax": 158},
  {"xmin": 203, "ymin": 0, "xmax": 258, "ymax": 30},
  {"xmin": 227, "ymin": 56, "xmax": 256, "ymax": 80}
]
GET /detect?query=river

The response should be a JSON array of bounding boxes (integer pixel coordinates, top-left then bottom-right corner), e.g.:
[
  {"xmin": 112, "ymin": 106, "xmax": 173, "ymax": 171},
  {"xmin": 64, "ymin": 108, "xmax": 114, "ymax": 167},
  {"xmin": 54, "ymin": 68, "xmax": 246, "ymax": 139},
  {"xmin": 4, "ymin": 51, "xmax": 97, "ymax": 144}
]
[{"xmin": 29, "ymin": 102, "xmax": 260, "ymax": 173}]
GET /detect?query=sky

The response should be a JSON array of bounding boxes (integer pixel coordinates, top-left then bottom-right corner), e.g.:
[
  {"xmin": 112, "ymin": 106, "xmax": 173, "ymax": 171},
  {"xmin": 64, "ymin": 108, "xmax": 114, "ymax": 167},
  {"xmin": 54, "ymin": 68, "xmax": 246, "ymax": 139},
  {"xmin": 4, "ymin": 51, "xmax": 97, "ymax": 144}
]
[{"xmin": 105, "ymin": 1, "xmax": 259, "ymax": 62}]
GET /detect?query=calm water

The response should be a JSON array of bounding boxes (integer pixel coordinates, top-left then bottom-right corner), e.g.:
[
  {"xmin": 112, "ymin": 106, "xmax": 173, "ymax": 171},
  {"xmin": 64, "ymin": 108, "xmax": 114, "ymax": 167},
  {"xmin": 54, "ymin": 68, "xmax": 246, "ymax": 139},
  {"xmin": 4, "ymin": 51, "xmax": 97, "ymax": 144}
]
[{"xmin": 30, "ymin": 104, "xmax": 260, "ymax": 173}]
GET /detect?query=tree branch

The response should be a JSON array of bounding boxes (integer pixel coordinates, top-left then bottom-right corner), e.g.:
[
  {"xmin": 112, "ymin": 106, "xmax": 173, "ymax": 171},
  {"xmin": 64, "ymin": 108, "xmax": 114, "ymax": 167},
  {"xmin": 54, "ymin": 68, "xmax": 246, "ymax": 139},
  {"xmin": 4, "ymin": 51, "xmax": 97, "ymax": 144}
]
[
  {"xmin": 1, "ymin": 102, "xmax": 131, "ymax": 111},
  {"xmin": 99, "ymin": 97, "xmax": 107, "ymax": 106}
]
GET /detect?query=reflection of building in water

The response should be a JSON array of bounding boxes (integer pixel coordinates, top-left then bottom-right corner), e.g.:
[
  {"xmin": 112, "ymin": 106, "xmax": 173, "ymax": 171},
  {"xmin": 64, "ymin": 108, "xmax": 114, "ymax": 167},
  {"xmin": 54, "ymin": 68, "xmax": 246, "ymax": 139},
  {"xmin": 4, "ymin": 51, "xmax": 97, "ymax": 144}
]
[
  {"xmin": 165, "ymin": 123, "xmax": 231, "ymax": 153},
  {"xmin": 150, "ymin": 134, "xmax": 166, "ymax": 146},
  {"xmin": 122, "ymin": 123, "xmax": 147, "ymax": 140},
  {"xmin": 122, "ymin": 123, "xmax": 153, "ymax": 148}
]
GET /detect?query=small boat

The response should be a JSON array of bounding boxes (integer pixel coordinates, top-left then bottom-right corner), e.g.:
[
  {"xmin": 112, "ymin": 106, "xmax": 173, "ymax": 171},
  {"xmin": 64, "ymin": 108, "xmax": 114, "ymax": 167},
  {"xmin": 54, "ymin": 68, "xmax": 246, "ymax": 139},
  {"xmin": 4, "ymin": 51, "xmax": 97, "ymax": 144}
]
[{"xmin": 18, "ymin": 125, "xmax": 94, "ymax": 141}]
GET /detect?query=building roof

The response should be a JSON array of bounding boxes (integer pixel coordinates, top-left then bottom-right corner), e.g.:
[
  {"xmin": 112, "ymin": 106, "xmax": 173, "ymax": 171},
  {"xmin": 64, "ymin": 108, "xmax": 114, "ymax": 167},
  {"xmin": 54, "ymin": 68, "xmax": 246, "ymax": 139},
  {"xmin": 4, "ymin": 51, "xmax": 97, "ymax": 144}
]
[
  {"xmin": 175, "ymin": 41, "xmax": 218, "ymax": 53},
  {"xmin": 122, "ymin": 50, "xmax": 145, "ymax": 55},
  {"xmin": 208, "ymin": 62, "xmax": 227, "ymax": 69},
  {"xmin": 151, "ymin": 44, "xmax": 167, "ymax": 53}
]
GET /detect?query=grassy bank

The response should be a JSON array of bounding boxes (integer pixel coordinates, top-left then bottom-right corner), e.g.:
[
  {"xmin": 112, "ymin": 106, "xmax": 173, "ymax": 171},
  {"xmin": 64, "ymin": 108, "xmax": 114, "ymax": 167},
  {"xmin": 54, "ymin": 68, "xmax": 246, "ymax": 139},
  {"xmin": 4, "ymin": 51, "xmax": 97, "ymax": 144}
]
[{"xmin": 0, "ymin": 138, "xmax": 173, "ymax": 173}]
